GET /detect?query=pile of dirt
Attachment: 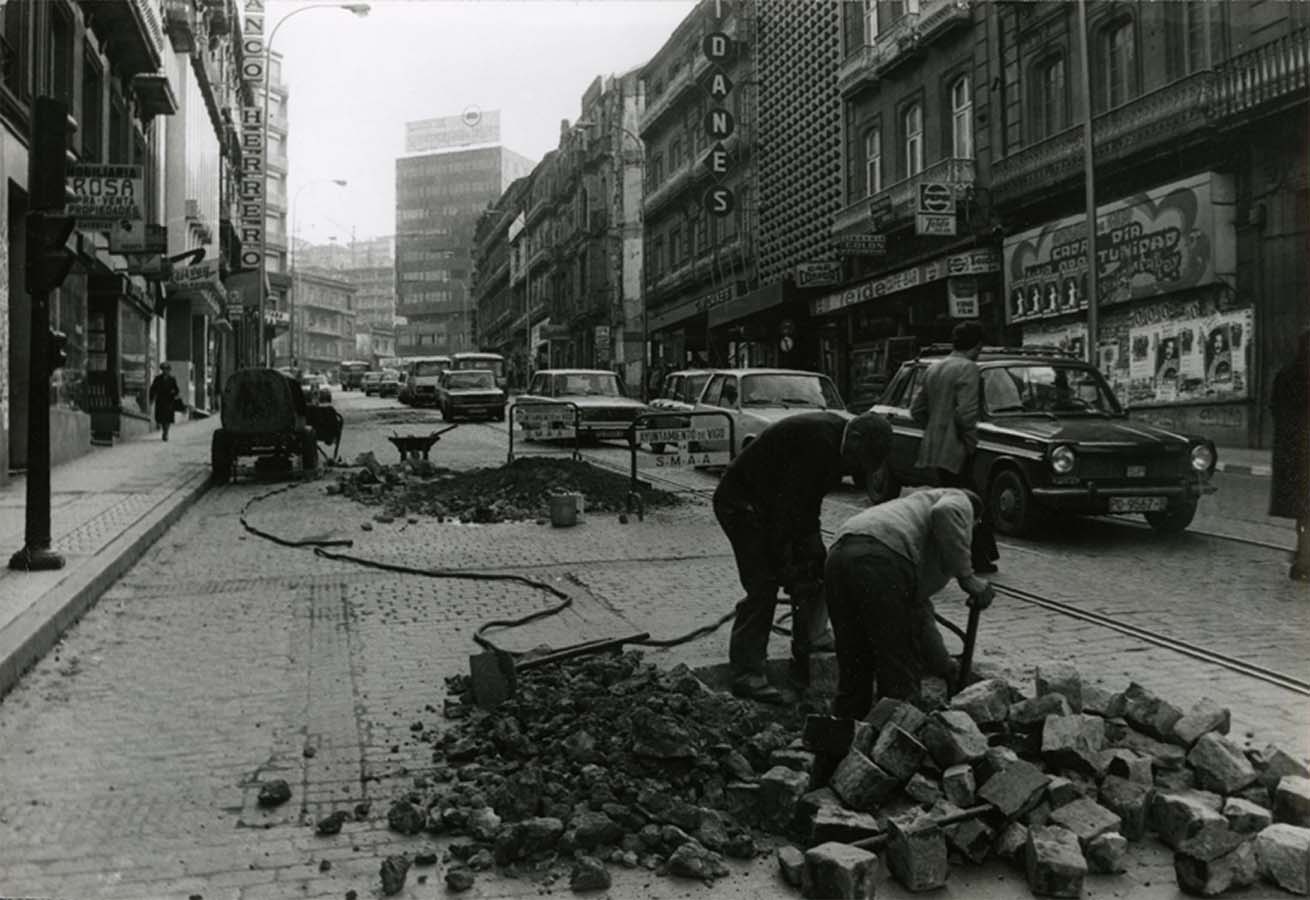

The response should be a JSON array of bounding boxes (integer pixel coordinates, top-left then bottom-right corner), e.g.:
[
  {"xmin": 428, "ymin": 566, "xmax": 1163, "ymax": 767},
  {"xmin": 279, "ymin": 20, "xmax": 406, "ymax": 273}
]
[{"xmin": 333, "ymin": 455, "xmax": 682, "ymax": 524}]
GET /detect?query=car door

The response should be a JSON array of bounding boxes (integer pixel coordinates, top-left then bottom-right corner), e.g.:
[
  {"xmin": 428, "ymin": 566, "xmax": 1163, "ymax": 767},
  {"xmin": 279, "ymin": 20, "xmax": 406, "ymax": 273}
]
[{"xmin": 872, "ymin": 364, "xmax": 925, "ymax": 482}]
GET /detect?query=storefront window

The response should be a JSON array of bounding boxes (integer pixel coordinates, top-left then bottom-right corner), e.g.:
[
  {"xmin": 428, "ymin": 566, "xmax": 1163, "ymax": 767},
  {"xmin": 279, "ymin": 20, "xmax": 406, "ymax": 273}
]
[
  {"xmin": 120, "ymin": 304, "xmax": 149, "ymax": 414},
  {"xmin": 52, "ymin": 272, "xmax": 88, "ymax": 411}
]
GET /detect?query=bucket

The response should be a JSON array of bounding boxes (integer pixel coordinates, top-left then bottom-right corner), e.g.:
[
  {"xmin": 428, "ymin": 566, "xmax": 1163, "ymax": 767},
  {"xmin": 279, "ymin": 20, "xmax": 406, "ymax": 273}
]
[{"xmin": 548, "ymin": 492, "xmax": 583, "ymax": 528}]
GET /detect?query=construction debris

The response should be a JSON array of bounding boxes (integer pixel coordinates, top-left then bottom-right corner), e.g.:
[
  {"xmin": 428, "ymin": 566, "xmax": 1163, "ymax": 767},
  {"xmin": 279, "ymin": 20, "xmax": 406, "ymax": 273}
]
[
  {"xmin": 335, "ymin": 455, "xmax": 680, "ymax": 523},
  {"xmin": 308, "ymin": 649, "xmax": 1310, "ymax": 898}
]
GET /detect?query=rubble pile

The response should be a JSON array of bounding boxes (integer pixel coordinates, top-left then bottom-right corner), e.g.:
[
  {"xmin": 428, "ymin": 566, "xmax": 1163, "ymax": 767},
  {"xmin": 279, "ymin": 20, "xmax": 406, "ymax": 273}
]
[
  {"xmin": 318, "ymin": 652, "xmax": 1310, "ymax": 898},
  {"xmin": 332, "ymin": 454, "xmax": 680, "ymax": 524},
  {"xmin": 340, "ymin": 651, "xmax": 821, "ymax": 894},
  {"xmin": 780, "ymin": 669, "xmax": 1310, "ymax": 899}
]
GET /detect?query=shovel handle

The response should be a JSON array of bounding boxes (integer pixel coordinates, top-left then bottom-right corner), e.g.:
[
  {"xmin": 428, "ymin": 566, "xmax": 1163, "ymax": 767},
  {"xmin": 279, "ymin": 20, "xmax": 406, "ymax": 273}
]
[
  {"xmin": 848, "ymin": 803, "xmax": 991, "ymax": 851},
  {"xmin": 955, "ymin": 603, "xmax": 982, "ymax": 694},
  {"xmin": 516, "ymin": 632, "xmax": 650, "ymax": 671}
]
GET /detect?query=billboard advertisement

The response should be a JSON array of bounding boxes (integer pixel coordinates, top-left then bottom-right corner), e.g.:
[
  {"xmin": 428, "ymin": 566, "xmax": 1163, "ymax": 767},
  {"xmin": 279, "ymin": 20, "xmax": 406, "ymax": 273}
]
[
  {"xmin": 405, "ymin": 108, "xmax": 501, "ymax": 153},
  {"xmin": 1003, "ymin": 172, "xmax": 1235, "ymax": 324}
]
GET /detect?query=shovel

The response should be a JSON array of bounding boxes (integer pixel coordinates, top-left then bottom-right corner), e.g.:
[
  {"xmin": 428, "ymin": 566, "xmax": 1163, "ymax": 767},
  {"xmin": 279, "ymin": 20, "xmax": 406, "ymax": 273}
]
[
  {"xmin": 934, "ymin": 601, "xmax": 983, "ymax": 694},
  {"xmin": 468, "ymin": 632, "xmax": 650, "ymax": 709}
]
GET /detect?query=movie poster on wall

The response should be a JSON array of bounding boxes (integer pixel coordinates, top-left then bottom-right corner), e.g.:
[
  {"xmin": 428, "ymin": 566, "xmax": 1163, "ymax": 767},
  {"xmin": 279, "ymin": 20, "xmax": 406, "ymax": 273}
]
[
  {"xmin": 1124, "ymin": 308, "xmax": 1250, "ymax": 406},
  {"xmin": 1021, "ymin": 321, "xmax": 1087, "ymax": 362}
]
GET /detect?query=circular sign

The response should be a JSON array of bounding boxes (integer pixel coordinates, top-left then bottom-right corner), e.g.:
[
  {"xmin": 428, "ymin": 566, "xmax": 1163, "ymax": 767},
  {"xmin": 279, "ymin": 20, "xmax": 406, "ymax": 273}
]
[
  {"xmin": 462, "ymin": 105, "xmax": 482, "ymax": 128},
  {"xmin": 702, "ymin": 31, "xmax": 732, "ymax": 62},
  {"xmin": 703, "ymin": 107, "xmax": 736, "ymax": 139},
  {"xmin": 704, "ymin": 186, "xmax": 736, "ymax": 218},
  {"xmin": 780, "ymin": 336, "xmax": 795, "ymax": 353},
  {"xmin": 919, "ymin": 183, "xmax": 954, "ymax": 214}
]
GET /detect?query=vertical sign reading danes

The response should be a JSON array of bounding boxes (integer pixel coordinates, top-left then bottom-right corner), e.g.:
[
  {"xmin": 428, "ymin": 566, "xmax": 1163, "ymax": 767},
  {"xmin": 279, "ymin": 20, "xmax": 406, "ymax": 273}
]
[
  {"xmin": 702, "ymin": 0, "xmax": 735, "ymax": 219},
  {"xmin": 239, "ymin": 0, "xmax": 265, "ymax": 280}
]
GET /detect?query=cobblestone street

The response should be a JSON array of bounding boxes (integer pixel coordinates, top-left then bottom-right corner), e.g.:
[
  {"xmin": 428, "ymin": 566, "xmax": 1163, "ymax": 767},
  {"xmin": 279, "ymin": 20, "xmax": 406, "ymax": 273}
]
[{"xmin": 0, "ymin": 393, "xmax": 1303, "ymax": 900}]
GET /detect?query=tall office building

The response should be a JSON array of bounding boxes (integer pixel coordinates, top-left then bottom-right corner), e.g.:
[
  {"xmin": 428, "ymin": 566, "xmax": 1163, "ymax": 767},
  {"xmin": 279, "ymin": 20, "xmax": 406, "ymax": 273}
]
[{"xmin": 394, "ymin": 112, "xmax": 533, "ymax": 356}]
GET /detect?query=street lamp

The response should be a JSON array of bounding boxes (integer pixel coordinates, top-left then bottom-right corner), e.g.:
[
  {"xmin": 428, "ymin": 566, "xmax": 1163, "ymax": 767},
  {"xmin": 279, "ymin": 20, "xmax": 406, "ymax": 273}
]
[
  {"xmin": 289, "ymin": 177, "xmax": 348, "ymax": 364},
  {"xmin": 260, "ymin": 2, "xmax": 370, "ymax": 366}
]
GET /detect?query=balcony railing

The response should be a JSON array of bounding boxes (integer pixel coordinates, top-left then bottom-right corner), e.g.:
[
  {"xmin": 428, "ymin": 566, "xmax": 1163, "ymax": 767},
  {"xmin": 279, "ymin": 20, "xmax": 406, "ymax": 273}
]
[
  {"xmin": 831, "ymin": 157, "xmax": 976, "ymax": 235},
  {"xmin": 1212, "ymin": 28, "xmax": 1310, "ymax": 120},
  {"xmin": 836, "ymin": 1, "xmax": 970, "ymax": 96},
  {"xmin": 991, "ymin": 72, "xmax": 1213, "ymax": 202},
  {"xmin": 643, "ymin": 158, "xmax": 696, "ymax": 218}
]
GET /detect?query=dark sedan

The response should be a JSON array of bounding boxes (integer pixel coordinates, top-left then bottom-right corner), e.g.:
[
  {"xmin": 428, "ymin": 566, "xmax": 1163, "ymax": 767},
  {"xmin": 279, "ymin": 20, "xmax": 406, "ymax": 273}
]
[{"xmin": 871, "ymin": 348, "xmax": 1218, "ymax": 535}]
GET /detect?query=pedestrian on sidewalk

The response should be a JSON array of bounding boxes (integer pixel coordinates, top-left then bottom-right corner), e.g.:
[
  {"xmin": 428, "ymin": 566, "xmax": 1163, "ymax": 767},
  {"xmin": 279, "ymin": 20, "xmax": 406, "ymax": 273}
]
[
  {"xmin": 911, "ymin": 320, "xmax": 1000, "ymax": 573},
  {"xmin": 712, "ymin": 411, "xmax": 893, "ymax": 703},
  {"xmin": 148, "ymin": 362, "xmax": 181, "ymax": 441},
  {"xmin": 825, "ymin": 487, "xmax": 995, "ymax": 718},
  {"xmin": 1270, "ymin": 329, "xmax": 1310, "ymax": 582}
]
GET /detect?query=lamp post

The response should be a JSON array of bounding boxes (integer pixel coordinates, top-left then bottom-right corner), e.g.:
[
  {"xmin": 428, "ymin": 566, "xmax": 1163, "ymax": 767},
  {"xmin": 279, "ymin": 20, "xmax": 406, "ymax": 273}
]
[
  {"xmin": 260, "ymin": 2, "xmax": 370, "ymax": 367},
  {"xmin": 289, "ymin": 177, "xmax": 348, "ymax": 365}
]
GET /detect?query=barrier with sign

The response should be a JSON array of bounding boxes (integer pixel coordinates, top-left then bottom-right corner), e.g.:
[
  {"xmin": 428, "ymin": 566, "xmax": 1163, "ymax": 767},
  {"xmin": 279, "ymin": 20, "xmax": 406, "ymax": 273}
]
[
  {"xmin": 507, "ymin": 399, "xmax": 582, "ymax": 463},
  {"xmin": 623, "ymin": 410, "xmax": 736, "ymax": 518}
]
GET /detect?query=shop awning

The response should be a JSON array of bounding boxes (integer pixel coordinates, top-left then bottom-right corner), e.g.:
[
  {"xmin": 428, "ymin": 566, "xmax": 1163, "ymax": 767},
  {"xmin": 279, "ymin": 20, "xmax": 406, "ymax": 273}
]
[
  {"xmin": 708, "ymin": 281, "xmax": 787, "ymax": 330},
  {"xmin": 167, "ymin": 260, "xmax": 224, "ymax": 319}
]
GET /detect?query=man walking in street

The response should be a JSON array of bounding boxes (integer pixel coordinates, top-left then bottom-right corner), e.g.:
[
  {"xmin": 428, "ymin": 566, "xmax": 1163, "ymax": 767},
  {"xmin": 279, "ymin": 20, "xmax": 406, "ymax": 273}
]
[
  {"xmin": 911, "ymin": 321, "xmax": 999, "ymax": 573},
  {"xmin": 825, "ymin": 487, "xmax": 995, "ymax": 718},
  {"xmin": 148, "ymin": 362, "xmax": 182, "ymax": 442},
  {"xmin": 713, "ymin": 411, "xmax": 893, "ymax": 703}
]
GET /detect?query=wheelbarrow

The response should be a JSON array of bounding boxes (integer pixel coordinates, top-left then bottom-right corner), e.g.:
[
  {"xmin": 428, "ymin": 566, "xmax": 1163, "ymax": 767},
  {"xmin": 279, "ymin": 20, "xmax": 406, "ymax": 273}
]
[{"xmin": 387, "ymin": 425, "xmax": 459, "ymax": 463}]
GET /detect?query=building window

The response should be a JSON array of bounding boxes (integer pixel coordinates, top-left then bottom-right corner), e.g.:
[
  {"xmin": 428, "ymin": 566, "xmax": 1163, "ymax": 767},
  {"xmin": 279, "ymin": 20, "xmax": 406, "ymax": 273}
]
[
  {"xmin": 669, "ymin": 226, "xmax": 682, "ymax": 270},
  {"xmin": 1, "ymin": 0, "xmax": 32, "ymax": 100},
  {"xmin": 1165, "ymin": 1, "xmax": 1218, "ymax": 81},
  {"xmin": 863, "ymin": 0, "xmax": 879, "ymax": 44},
  {"xmin": 81, "ymin": 45, "xmax": 103, "ymax": 162},
  {"xmin": 652, "ymin": 236, "xmax": 664, "ymax": 277},
  {"xmin": 1100, "ymin": 19, "xmax": 1137, "ymax": 111},
  {"xmin": 670, "ymin": 138, "xmax": 682, "ymax": 171},
  {"xmin": 649, "ymin": 154, "xmax": 663, "ymax": 189},
  {"xmin": 864, "ymin": 127, "xmax": 882, "ymax": 196},
  {"xmin": 1031, "ymin": 54, "xmax": 1067, "ymax": 141},
  {"xmin": 48, "ymin": 3, "xmax": 74, "ymax": 109},
  {"xmin": 950, "ymin": 76, "xmax": 972, "ymax": 159},
  {"xmin": 903, "ymin": 103, "xmax": 923, "ymax": 178}
]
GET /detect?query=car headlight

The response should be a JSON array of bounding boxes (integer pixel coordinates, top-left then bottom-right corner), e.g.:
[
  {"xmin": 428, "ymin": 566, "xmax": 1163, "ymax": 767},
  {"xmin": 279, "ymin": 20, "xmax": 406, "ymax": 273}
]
[
  {"xmin": 1050, "ymin": 444, "xmax": 1076, "ymax": 475},
  {"xmin": 1190, "ymin": 443, "xmax": 1215, "ymax": 472}
]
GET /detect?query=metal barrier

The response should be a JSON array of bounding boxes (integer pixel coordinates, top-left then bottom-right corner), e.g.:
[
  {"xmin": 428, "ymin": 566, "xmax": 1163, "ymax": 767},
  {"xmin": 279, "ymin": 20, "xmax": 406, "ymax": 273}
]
[
  {"xmin": 624, "ymin": 409, "xmax": 736, "ymax": 518},
  {"xmin": 507, "ymin": 399, "xmax": 582, "ymax": 464}
]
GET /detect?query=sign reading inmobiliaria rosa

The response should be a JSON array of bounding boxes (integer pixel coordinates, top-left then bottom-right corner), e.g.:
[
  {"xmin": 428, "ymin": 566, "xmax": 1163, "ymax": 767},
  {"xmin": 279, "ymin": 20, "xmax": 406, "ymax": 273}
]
[{"xmin": 1002, "ymin": 172, "xmax": 1236, "ymax": 325}]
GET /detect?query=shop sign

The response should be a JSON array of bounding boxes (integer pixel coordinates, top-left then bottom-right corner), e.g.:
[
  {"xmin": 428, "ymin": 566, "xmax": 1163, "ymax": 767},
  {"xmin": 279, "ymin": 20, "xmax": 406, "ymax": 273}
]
[
  {"xmin": 1004, "ymin": 172, "xmax": 1236, "ymax": 325},
  {"xmin": 915, "ymin": 213, "xmax": 956, "ymax": 237},
  {"xmin": 812, "ymin": 249, "xmax": 998, "ymax": 317},
  {"xmin": 67, "ymin": 164, "xmax": 144, "ymax": 224},
  {"xmin": 948, "ymin": 277, "xmax": 979, "ymax": 318},
  {"xmin": 239, "ymin": 0, "xmax": 266, "ymax": 272},
  {"xmin": 794, "ymin": 261, "xmax": 842, "ymax": 288},
  {"xmin": 834, "ymin": 233, "xmax": 886, "ymax": 256},
  {"xmin": 170, "ymin": 260, "xmax": 220, "ymax": 290},
  {"xmin": 594, "ymin": 325, "xmax": 611, "ymax": 362}
]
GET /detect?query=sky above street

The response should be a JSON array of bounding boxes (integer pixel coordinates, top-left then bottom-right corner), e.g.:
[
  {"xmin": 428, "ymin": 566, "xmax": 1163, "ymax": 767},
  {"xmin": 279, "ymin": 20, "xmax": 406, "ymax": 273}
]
[{"xmin": 269, "ymin": 0, "xmax": 697, "ymax": 246}]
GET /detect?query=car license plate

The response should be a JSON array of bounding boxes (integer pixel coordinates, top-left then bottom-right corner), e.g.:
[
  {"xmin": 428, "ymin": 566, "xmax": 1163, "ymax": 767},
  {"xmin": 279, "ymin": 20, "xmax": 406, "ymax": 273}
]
[
  {"xmin": 1126, "ymin": 465, "xmax": 1146, "ymax": 478},
  {"xmin": 1109, "ymin": 496, "xmax": 1167, "ymax": 512}
]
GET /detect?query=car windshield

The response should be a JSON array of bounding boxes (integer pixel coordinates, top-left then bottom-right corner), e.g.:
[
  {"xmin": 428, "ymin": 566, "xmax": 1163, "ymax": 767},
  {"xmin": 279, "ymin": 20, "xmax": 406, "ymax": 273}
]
[
  {"xmin": 683, "ymin": 374, "xmax": 710, "ymax": 403},
  {"xmin": 553, "ymin": 373, "xmax": 622, "ymax": 396},
  {"xmin": 740, "ymin": 373, "xmax": 844, "ymax": 409},
  {"xmin": 982, "ymin": 364, "xmax": 1122, "ymax": 416},
  {"xmin": 380, "ymin": 369, "xmax": 399, "ymax": 380},
  {"xmin": 447, "ymin": 372, "xmax": 495, "ymax": 389},
  {"xmin": 414, "ymin": 361, "xmax": 446, "ymax": 376}
]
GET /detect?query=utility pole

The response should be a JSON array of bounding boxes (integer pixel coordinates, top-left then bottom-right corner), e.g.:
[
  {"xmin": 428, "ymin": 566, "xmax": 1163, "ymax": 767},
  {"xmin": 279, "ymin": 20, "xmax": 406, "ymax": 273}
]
[
  {"xmin": 1076, "ymin": 0, "xmax": 1099, "ymax": 366},
  {"xmin": 9, "ymin": 98, "xmax": 78, "ymax": 571}
]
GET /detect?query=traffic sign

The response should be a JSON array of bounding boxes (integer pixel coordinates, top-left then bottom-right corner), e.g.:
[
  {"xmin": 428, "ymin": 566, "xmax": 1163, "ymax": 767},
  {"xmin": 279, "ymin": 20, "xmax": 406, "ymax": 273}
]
[
  {"xmin": 704, "ymin": 107, "xmax": 735, "ymax": 139},
  {"xmin": 916, "ymin": 213, "xmax": 957, "ymax": 237},
  {"xmin": 918, "ymin": 182, "xmax": 956, "ymax": 215},
  {"xmin": 704, "ymin": 186, "xmax": 736, "ymax": 218}
]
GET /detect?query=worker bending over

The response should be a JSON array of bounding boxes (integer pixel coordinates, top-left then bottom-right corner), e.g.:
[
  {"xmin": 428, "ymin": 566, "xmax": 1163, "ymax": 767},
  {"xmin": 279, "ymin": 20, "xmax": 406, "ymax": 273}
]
[
  {"xmin": 713, "ymin": 412, "xmax": 893, "ymax": 703},
  {"xmin": 825, "ymin": 487, "xmax": 995, "ymax": 718}
]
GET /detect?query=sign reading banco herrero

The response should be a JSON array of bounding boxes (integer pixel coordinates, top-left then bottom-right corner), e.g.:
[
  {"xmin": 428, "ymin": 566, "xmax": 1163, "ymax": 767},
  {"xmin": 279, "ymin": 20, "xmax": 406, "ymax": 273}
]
[{"xmin": 239, "ymin": 0, "xmax": 266, "ymax": 272}]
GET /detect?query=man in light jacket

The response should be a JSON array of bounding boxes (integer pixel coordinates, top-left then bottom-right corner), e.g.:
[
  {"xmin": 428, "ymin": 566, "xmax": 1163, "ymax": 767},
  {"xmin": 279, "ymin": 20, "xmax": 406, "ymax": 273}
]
[
  {"xmin": 911, "ymin": 320, "xmax": 999, "ymax": 572},
  {"xmin": 825, "ymin": 488, "xmax": 995, "ymax": 717}
]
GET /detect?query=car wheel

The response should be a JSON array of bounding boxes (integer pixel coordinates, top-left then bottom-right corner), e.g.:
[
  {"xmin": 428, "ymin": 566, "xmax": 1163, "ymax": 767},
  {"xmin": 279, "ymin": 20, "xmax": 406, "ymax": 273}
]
[
  {"xmin": 494, "ymin": 408, "xmax": 506, "ymax": 422},
  {"xmin": 1144, "ymin": 498, "xmax": 1198, "ymax": 534},
  {"xmin": 867, "ymin": 463, "xmax": 901, "ymax": 504},
  {"xmin": 211, "ymin": 430, "xmax": 232, "ymax": 484},
  {"xmin": 989, "ymin": 468, "xmax": 1038, "ymax": 537}
]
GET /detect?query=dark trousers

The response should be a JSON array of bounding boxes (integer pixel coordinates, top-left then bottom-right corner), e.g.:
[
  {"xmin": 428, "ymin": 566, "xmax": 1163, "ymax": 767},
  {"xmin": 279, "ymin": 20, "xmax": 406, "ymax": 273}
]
[
  {"xmin": 936, "ymin": 465, "xmax": 999, "ymax": 569},
  {"xmin": 824, "ymin": 534, "xmax": 953, "ymax": 719}
]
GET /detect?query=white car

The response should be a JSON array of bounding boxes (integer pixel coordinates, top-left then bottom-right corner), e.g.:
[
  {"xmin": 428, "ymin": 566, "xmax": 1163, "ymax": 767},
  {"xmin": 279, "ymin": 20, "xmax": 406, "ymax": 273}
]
[
  {"xmin": 519, "ymin": 369, "xmax": 648, "ymax": 441},
  {"xmin": 693, "ymin": 368, "xmax": 852, "ymax": 457},
  {"xmin": 646, "ymin": 369, "xmax": 718, "ymax": 453}
]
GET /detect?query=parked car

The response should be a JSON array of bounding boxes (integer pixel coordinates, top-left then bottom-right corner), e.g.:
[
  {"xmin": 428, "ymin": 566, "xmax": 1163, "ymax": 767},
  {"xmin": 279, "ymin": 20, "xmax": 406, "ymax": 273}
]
[
  {"xmin": 362, "ymin": 371, "xmax": 382, "ymax": 396},
  {"xmin": 300, "ymin": 373, "xmax": 332, "ymax": 406},
  {"xmin": 377, "ymin": 368, "xmax": 401, "ymax": 398},
  {"xmin": 438, "ymin": 369, "xmax": 506, "ymax": 421},
  {"xmin": 518, "ymin": 369, "xmax": 647, "ymax": 441},
  {"xmin": 645, "ymin": 368, "xmax": 718, "ymax": 453},
  {"xmin": 693, "ymin": 368, "xmax": 852, "ymax": 457},
  {"xmin": 870, "ymin": 346, "xmax": 1218, "ymax": 536}
]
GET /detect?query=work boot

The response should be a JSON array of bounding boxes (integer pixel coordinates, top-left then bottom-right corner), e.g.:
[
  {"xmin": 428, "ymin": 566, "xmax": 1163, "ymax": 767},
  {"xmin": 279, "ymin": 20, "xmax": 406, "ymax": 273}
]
[{"xmin": 731, "ymin": 675, "xmax": 784, "ymax": 705}]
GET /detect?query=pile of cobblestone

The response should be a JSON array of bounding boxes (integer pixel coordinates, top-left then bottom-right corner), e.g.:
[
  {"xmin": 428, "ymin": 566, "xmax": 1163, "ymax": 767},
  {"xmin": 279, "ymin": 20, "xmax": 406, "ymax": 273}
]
[
  {"xmin": 322, "ymin": 653, "xmax": 1310, "ymax": 898},
  {"xmin": 332, "ymin": 455, "xmax": 680, "ymax": 524},
  {"xmin": 349, "ymin": 650, "xmax": 820, "ymax": 894},
  {"xmin": 779, "ymin": 665, "xmax": 1310, "ymax": 899}
]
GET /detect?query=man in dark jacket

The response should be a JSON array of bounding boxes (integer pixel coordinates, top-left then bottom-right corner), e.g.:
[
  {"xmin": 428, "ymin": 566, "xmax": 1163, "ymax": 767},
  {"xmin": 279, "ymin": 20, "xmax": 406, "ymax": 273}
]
[
  {"xmin": 1270, "ymin": 330, "xmax": 1310, "ymax": 581},
  {"xmin": 713, "ymin": 411, "xmax": 894, "ymax": 702}
]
